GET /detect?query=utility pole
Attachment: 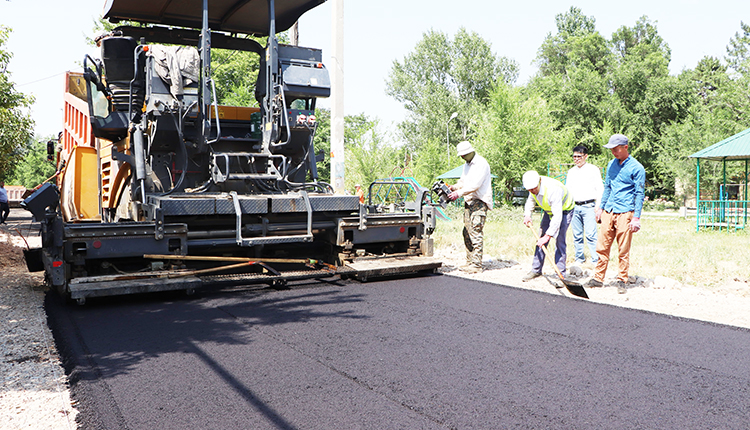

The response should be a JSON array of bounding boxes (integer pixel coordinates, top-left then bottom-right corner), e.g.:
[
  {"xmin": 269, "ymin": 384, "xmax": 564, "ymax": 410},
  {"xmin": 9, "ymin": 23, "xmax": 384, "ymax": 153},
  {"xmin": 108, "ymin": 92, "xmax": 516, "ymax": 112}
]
[
  {"xmin": 330, "ymin": 0, "xmax": 345, "ymax": 193},
  {"xmin": 290, "ymin": 21, "xmax": 299, "ymax": 46}
]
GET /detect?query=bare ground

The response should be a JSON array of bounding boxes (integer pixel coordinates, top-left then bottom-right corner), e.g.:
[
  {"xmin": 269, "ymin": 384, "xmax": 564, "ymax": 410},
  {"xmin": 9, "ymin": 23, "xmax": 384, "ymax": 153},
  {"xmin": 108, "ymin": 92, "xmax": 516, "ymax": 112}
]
[{"xmin": 0, "ymin": 236, "xmax": 78, "ymax": 430}]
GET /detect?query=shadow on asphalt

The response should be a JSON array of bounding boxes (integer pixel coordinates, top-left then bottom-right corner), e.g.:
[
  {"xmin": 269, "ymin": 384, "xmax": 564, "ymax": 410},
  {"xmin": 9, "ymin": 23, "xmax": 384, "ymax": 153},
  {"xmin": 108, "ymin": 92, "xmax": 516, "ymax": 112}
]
[{"xmin": 44, "ymin": 281, "xmax": 370, "ymax": 430}]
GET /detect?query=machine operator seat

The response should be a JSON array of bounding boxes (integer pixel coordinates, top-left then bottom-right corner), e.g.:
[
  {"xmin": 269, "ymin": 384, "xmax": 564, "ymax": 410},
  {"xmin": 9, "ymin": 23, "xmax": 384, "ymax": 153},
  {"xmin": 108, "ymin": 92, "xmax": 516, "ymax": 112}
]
[
  {"xmin": 101, "ymin": 36, "xmax": 145, "ymax": 114},
  {"xmin": 87, "ymin": 35, "xmax": 146, "ymax": 142}
]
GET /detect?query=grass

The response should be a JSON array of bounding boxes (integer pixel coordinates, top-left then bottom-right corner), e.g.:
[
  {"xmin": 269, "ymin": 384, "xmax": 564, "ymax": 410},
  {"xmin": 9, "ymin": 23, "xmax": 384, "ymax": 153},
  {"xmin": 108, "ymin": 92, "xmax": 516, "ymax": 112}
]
[{"xmin": 433, "ymin": 205, "xmax": 750, "ymax": 289}]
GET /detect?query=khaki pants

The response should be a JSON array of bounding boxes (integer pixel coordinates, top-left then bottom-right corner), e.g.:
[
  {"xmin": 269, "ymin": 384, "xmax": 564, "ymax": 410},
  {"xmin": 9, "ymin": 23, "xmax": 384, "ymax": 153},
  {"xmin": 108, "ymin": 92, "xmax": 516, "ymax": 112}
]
[
  {"xmin": 463, "ymin": 200, "xmax": 487, "ymax": 267},
  {"xmin": 594, "ymin": 211, "xmax": 633, "ymax": 283}
]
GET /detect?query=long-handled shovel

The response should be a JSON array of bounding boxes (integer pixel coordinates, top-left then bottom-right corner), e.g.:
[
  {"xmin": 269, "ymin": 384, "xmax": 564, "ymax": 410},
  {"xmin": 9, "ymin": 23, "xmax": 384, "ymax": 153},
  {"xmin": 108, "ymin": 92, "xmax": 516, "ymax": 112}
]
[{"xmin": 528, "ymin": 226, "xmax": 589, "ymax": 299}]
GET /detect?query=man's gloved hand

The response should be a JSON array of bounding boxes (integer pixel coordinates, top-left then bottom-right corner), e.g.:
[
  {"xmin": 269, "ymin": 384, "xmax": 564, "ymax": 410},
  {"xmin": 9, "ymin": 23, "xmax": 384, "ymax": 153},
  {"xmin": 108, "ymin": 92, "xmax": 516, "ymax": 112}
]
[
  {"xmin": 448, "ymin": 191, "xmax": 459, "ymax": 201},
  {"xmin": 629, "ymin": 217, "xmax": 641, "ymax": 232}
]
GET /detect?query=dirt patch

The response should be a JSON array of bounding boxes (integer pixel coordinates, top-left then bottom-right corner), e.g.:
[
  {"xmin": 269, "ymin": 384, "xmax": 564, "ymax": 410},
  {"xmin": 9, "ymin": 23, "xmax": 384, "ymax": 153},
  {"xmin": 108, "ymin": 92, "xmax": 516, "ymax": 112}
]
[{"xmin": 0, "ymin": 241, "xmax": 26, "ymax": 269}]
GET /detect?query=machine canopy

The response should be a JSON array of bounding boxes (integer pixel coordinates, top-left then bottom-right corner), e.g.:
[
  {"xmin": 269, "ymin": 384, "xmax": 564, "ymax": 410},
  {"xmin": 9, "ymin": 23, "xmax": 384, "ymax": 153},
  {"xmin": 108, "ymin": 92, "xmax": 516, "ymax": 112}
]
[{"xmin": 103, "ymin": 0, "xmax": 326, "ymax": 36}]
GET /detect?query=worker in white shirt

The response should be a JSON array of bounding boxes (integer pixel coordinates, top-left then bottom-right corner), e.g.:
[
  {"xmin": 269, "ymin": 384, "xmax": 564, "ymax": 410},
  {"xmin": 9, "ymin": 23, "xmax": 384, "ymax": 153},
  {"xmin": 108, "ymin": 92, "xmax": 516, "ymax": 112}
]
[
  {"xmin": 565, "ymin": 145, "xmax": 603, "ymax": 265},
  {"xmin": 448, "ymin": 141, "xmax": 493, "ymax": 273},
  {"xmin": 521, "ymin": 171, "xmax": 575, "ymax": 281}
]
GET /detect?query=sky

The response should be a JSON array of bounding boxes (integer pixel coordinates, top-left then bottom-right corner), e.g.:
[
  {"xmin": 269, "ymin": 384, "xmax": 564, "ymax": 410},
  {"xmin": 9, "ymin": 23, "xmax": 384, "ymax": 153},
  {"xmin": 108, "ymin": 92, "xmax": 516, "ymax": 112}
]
[{"xmin": 2, "ymin": 0, "xmax": 749, "ymax": 139}]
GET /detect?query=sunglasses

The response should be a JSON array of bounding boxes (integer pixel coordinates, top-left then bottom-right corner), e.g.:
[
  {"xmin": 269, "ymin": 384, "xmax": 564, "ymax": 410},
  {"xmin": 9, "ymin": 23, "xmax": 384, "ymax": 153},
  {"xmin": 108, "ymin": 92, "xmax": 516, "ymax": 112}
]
[{"xmin": 572, "ymin": 154, "xmax": 585, "ymax": 159}]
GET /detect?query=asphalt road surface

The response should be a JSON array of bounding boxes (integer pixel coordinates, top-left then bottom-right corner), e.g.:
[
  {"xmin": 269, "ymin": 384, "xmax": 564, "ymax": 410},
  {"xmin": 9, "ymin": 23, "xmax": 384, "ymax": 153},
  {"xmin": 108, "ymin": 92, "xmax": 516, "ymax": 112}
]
[{"xmin": 46, "ymin": 274, "xmax": 750, "ymax": 429}]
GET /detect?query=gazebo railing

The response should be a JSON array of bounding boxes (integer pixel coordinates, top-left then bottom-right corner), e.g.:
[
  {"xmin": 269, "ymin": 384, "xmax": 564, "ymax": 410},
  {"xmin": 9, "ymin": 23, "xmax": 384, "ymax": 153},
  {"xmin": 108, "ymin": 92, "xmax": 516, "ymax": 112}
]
[{"xmin": 696, "ymin": 199, "xmax": 748, "ymax": 231}]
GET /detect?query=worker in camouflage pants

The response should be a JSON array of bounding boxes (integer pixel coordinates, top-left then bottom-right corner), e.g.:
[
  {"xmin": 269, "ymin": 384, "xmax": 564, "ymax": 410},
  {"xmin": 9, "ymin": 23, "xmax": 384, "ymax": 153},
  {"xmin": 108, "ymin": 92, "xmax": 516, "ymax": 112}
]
[
  {"xmin": 463, "ymin": 200, "xmax": 487, "ymax": 269},
  {"xmin": 448, "ymin": 141, "xmax": 493, "ymax": 273}
]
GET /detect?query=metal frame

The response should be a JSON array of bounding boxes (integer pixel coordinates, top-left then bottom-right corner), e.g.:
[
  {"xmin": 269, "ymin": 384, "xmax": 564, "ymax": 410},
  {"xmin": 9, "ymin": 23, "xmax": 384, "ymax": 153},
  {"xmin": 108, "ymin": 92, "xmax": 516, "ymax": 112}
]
[{"xmin": 695, "ymin": 157, "xmax": 749, "ymax": 231}]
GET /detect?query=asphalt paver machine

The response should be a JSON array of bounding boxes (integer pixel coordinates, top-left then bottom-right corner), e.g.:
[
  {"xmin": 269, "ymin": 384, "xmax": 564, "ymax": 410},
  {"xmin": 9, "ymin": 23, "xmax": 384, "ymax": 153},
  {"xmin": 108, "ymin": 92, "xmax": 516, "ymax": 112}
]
[{"xmin": 22, "ymin": 0, "xmax": 441, "ymax": 303}]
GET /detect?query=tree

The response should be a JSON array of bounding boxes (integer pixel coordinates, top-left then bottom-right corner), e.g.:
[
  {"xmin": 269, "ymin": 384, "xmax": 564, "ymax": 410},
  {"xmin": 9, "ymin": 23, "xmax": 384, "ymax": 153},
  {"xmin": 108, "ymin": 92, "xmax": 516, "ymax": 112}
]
[
  {"xmin": 6, "ymin": 136, "xmax": 57, "ymax": 188},
  {"xmin": 655, "ymin": 52, "xmax": 750, "ymax": 201},
  {"xmin": 536, "ymin": 7, "xmax": 612, "ymax": 79},
  {"xmin": 212, "ymin": 47, "xmax": 261, "ymax": 106},
  {"xmin": 726, "ymin": 21, "xmax": 750, "ymax": 76},
  {"xmin": 386, "ymin": 27, "xmax": 518, "ymax": 153},
  {"xmin": 611, "ymin": 16, "xmax": 671, "ymax": 65},
  {"xmin": 343, "ymin": 116, "xmax": 404, "ymax": 192},
  {"xmin": 532, "ymin": 8, "xmax": 614, "ymax": 155},
  {"xmin": 312, "ymin": 110, "xmax": 406, "ymax": 190},
  {"xmin": 0, "ymin": 26, "xmax": 35, "ymax": 182},
  {"xmin": 475, "ymin": 83, "xmax": 569, "ymax": 198}
]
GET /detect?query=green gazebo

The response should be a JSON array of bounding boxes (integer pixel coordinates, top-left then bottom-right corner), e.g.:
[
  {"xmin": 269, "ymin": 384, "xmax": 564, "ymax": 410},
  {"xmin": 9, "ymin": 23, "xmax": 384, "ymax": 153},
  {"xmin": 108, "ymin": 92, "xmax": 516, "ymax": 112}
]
[{"xmin": 689, "ymin": 127, "xmax": 750, "ymax": 231}]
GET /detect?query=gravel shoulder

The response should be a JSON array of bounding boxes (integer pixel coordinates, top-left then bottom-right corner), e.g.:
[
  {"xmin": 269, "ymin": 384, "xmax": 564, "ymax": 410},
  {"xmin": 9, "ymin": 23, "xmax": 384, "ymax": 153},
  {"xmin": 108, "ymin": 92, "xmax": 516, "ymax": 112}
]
[
  {"xmin": 1, "ymin": 226, "xmax": 78, "ymax": 430},
  {"xmin": 1, "ymin": 210, "xmax": 749, "ymax": 429}
]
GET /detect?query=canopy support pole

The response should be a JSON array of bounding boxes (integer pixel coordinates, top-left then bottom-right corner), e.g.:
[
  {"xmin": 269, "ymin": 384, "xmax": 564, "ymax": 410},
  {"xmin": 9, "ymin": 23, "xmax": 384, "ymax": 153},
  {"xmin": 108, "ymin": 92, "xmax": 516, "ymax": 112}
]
[{"xmin": 696, "ymin": 158, "xmax": 700, "ymax": 232}]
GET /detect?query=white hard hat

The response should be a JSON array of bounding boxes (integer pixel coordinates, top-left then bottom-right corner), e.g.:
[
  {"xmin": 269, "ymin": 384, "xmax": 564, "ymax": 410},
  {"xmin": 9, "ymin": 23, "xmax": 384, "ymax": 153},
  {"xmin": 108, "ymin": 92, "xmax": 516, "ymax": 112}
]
[
  {"xmin": 522, "ymin": 171, "xmax": 541, "ymax": 190},
  {"xmin": 456, "ymin": 141, "xmax": 475, "ymax": 156}
]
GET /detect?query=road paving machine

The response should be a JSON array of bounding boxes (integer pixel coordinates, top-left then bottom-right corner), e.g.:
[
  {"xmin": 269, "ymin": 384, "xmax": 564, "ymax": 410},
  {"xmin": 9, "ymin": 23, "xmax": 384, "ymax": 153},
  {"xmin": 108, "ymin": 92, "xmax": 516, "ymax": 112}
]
[{"xmin": 22, "ymin": 0, "xmax": 441, "ymax": 304}]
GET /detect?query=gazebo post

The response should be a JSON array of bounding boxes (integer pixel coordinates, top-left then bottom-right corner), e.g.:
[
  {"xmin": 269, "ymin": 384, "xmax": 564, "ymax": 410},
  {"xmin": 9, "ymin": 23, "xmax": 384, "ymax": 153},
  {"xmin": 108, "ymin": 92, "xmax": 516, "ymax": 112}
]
[
  {"xmin": 722, "ymin": 159, "xmax": 727, "ymax": 226},
  {"xmin": 745, "ymin": 159, "xmax": 748, "ymax": 227},
  {"xmin": 696, "ymin": 159, "xmax": 700, "ymax": 232}
]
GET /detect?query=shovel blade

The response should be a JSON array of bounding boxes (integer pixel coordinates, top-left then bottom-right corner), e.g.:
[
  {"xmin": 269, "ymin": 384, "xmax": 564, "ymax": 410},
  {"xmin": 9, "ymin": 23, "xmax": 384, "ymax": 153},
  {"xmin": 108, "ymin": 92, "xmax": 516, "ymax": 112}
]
[{"xmin": 564, "ymin": 281, "xmax": 589, "ymax": 299}]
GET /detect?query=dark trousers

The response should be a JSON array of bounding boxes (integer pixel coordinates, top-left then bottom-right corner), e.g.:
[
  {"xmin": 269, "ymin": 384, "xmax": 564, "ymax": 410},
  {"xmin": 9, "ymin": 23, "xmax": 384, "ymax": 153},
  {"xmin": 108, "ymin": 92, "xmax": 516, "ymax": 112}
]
[
  {"xmin": 531, "ymin": 210, "xmax": 573, "ymax": 275},
  {"xmin": 0, "ymin": 202, "xmax": 9, "ymax": 223}
]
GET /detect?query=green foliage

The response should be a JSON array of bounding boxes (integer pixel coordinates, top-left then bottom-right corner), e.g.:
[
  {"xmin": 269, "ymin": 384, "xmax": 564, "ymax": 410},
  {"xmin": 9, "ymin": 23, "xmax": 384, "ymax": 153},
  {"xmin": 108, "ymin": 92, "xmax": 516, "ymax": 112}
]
[
  {"xmin": 6, "ymin": 136, "xmax": 57, "ymax": 188},
  {"xmin": 529, "ymin": 10, "xmax": 739, "ymax": 199},
  {"xmin": 0, "ymin": 26, "xmax": 35, "ymax": 182},
  {"xmin": 726, "ymin": 21, "xmax": 750, "ymax": 76},
  {"xmin": 343, "ymin": 117, "xmax": 405, "ymax": 192},
  {"xmin": 476, "ymin": 83, "xmax": 570, "ymax": 198},
  {"xmin": 611, "ymin": 16, "xmax": 671, "ymax": 65},
  {"xmin": 312, "ymin": 108, "xmax": 331, "ymax": 183},
  {"xmin": 386, "ymin": 28, "xmax": 519, "ymax": 152},
  {"xmin": 312, "ymin": 110, "xmax": 406, "ymax": 191},
  {"xmin": 535, "ymin": 7, "xmax": 609, "ymax": 77},
  {"xmin": 212, "ymin": 46, "xmax": 262, "ymax": 106},
  {"xmin": 655, "ymin": 63, "xmax": 750, "ymax": 201}
]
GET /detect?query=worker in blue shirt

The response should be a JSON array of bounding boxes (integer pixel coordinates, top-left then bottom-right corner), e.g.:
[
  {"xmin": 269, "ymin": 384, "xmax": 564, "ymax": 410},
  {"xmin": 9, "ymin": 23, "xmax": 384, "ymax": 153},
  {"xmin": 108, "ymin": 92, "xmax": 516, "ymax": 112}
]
[
  {"xmin": 585, "ymin": 134, "xmax": 645, "ymax": 293},
  {"xmin": 0, "ymin": 181, "xmax": 9, "ymax": 224}
]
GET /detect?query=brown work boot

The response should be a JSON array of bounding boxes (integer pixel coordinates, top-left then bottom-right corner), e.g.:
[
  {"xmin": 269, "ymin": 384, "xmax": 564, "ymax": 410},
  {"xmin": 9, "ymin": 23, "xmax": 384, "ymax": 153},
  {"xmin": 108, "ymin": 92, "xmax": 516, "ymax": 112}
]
[
  {"xmin": 585, "ymin": 278, "xmax": 603, "ymax": 288},
  {"xmin": 522, "ymin": 271, "xmax": 541, "ymax": 282}
]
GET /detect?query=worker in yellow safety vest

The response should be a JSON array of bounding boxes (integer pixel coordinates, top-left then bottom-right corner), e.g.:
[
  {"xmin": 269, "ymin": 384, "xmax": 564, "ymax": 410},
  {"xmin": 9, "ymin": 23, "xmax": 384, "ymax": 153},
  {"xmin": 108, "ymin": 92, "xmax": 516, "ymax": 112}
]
[{"xmin": 521, "ymin": 171, "xmax": 575, "ymax": 282}]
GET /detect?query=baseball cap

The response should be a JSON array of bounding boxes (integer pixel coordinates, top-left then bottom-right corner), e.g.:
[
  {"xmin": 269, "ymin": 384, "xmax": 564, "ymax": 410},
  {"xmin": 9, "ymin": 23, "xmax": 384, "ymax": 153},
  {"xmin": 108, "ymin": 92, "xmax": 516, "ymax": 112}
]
[{"xmin": 604, "ymin": 134, "xmax": 629, "ymax": 149}]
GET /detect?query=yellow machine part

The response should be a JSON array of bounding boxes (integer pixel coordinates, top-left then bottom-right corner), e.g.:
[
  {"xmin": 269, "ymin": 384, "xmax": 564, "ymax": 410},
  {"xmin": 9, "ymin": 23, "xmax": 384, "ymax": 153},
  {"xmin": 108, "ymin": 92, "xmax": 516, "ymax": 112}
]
[
  {"xmin": 60, "ymin": 146, "xmax": 101, "ymax": 222},
  {"xmin": 100, "ymin": 137, "xmax": 131, "ymax": 210}
]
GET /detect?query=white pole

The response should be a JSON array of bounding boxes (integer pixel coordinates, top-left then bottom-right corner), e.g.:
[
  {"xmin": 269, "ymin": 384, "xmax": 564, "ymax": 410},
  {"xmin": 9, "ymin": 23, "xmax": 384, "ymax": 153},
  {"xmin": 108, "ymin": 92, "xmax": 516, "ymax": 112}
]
[
  {"xmin": 446, "ymin": 112, "xmax": 458, "ymax": 157},
  {"xmin": 290, "ymin": 21, "xmax": 299, "ymax": 46},
  {"xmin": 330, "ymin": 0, "xmax": 345, "ymax": 193}
]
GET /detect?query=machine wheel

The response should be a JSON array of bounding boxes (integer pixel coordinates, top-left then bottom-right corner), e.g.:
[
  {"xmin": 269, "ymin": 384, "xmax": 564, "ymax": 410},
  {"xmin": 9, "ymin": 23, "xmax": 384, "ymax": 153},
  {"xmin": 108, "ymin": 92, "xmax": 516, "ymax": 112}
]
[{"xmin": 76, "ymin": 297, "xmax": 86, "ymax": 306}]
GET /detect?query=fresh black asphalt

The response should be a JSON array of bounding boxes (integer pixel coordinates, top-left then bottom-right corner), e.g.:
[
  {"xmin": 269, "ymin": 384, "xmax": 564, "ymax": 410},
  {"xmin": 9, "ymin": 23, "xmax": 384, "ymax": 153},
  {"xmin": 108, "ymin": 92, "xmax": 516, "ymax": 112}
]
[{"xmin": 46, "ymin": 273, "xmax": 750, "ymax": 429}]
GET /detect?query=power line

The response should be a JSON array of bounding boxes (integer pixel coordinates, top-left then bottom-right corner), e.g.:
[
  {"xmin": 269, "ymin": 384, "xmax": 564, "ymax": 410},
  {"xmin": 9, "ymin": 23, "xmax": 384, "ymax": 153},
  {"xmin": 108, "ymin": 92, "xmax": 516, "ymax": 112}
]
[{"xmin": 17, "ymin": 72, "xmax": 66, "ymax": 87}]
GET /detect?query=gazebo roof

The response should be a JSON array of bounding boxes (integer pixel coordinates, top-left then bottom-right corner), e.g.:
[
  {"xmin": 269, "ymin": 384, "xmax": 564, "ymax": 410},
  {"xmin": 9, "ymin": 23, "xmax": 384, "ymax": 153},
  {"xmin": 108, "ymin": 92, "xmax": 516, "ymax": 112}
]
[{"xmin": 689, "ymin": 127, "xmax": 750, "ymax": 161}]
